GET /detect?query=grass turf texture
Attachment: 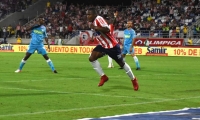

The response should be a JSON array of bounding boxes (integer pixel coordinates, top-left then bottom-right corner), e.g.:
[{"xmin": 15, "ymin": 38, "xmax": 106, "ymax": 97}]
[{"xmin": 0, "ymin": 52, "xmax": 199, "ymax": 120}]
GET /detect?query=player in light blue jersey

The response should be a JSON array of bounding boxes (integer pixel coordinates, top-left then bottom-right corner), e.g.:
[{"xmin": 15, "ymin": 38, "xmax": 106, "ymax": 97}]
[
  {"xmin": 15, "ymin": 18, "xmax": 57, "ymax": 73},
  {"xmin": 121, "ymin": 20, "xmax": 140, "ymax": 70}
]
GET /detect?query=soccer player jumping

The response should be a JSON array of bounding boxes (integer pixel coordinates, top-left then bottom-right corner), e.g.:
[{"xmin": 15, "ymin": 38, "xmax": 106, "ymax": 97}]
[
  {"xmin": 86, "ymin": 8, "xmax": 139, "ymax": 91},
  {"xmin": 15, "ymin": 18, "xmax": 57, "ymax": 73}
]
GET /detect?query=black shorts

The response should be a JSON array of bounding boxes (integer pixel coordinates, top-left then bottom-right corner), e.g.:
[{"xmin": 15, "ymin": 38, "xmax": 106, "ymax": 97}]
[{"xmin": 93, "ymin": 44, "xmax": 123, "ymax": 61}]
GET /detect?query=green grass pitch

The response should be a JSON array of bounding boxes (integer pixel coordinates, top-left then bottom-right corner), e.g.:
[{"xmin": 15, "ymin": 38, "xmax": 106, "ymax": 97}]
[{"xmin": 0, "ymin": 52, "xmax": 199, "ymax": 120}]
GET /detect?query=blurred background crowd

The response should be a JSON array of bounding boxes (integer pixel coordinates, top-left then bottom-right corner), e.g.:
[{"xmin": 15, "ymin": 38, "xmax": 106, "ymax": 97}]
[{"xmin": 0, "ymin": 0, "xmax": 200, "ymax": 41}]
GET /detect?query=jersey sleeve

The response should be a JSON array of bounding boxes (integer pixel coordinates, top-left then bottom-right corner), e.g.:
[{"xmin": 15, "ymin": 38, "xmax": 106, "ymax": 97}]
[
  {"xmin": 131, "ymin": 30, "xmax": 136, "ymax": 39},
  {"xmin": 96, "ymin": 16, "xmax": 109, "ymax": 28}
]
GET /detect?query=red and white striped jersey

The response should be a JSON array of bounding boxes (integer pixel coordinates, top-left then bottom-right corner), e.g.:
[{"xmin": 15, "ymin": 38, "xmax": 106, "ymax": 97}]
[
  {"xmin": 109, "ymin": 24, "xmax": 114, "ymax": 35},
  {"xmin": 93, "ymin": 16, "xmax": 118, "ymax": 49}
]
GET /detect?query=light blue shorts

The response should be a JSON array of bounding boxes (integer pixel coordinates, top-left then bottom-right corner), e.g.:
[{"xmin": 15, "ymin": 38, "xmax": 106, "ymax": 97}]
[
  {"xmin": 122, "ymin": 45, "xmax": 134, "ymax": 54},
  {"xmin": 27, "ymin": 45, "xmax": 47, "ymax": 55}
]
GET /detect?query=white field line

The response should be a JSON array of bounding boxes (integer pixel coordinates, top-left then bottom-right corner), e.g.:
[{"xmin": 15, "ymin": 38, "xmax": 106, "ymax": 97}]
[
  {"xmin": 0, "ymin": 73, "xmax": 197, "ymax": 83},
  {"xmin": 78, "ymin": 107, "xmax": 200, "ymax": 120},
  {"xmin": 0, "ymin": 78, "xmax": 84, "ymax": 83},
  {"xmin": 0, "ymin": 87, "xmax": 164, "ymax": 100},
  {"xmin": 0, "ymin": 95, "xmax": 200, "ymax": 118}
]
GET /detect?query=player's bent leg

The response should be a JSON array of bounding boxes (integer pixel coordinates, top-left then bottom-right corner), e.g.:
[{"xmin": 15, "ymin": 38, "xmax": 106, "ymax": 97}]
[
  {"xmin": 89, "ymin": 48, "xmax": 108, "ymax": 87},
  {"xmin": 119, "ymin": 54, "xmax": 126, "ymax": 69},
  {"xmin": 43, "ymin": 54, "xmax": 57, "ymax": 73},
  {"xmin": 131, "ymin": 53, "xmax": 140, "ymax": 70},
  {"xmin": 108, "ymin": 56, "xmax": 114, "ymax": 68},
  {"xmin": 15, "ymin": 52, "xmax": 32, "ymax": 73},
  {"xmin": 131, "ymin": 51, "xmax": 140, "ymax": 70}
]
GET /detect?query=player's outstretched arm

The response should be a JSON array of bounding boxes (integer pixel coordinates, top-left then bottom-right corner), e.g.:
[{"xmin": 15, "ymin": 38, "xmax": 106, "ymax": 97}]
[
  {"xmin": 90, "ymin": 24, "xmax": 110, "ymax": 33},
  {"xmin": 45, "ymin": 38, "xmax": 50, "ymax": 50},
  {"xmin": 112, "ymin": 11, "xmax": 118, "ymax": 26}
]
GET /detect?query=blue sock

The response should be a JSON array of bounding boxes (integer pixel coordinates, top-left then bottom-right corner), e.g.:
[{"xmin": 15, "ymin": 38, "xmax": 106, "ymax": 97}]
[
  {"xmin": 133, "ymin": 56, "xmax": 140, "ymax": 68},
  {"xmin": 46, "ymin": 59, "xmax": 55, "ymax": 71},
  {"xmin": 19, "ymin": 59, "xmax": 26, "ymax": 70}
]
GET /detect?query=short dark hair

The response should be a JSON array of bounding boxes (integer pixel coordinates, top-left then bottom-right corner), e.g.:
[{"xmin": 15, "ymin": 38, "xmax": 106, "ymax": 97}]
[{"xmin": 88, "ymin": 7, "xmax": 97, "ymax": 14}]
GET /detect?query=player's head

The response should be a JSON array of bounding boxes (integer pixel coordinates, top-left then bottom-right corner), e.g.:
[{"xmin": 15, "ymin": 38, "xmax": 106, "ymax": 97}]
[
  {"xmin": 36, "ymin": 17, "xmax": 45, "ymax": 25},
  {"xmin": 86, "ymin": 8, "xmax": 97, "ymax": 22},
  {"xmin": 126, "ymin": 20, "xmax": 133, "ymax": 28}
]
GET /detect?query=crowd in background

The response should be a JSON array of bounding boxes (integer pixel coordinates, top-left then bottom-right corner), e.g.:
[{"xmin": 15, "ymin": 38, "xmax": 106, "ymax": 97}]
[
  {"xmin": 1, "ymin": 0, "xmax": 200, "ymax": 40},
  {"xmin": 0, "ymin": 0, "xmax": 36, "ymax": 20}
]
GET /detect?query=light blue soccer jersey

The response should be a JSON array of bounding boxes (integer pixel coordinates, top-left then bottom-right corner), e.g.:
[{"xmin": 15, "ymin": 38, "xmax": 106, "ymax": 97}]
[
  {"xmin": 123, "ymin": 28, "xmax": 136, "ymax": 46},
  {"xmin": 122, "ymin": 28, "xmax": 136, "ymax": 54},
  {"xmin": 27, "ymin": 25, "xmax": 48, "ymax": 55},
  {"xmin": 30, "ymin": 25, "xmax": 47, "ymax": 46}
]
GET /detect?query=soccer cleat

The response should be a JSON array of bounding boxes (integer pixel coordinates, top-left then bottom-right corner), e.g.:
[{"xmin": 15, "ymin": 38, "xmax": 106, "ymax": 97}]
[
  {"xmin": 98, "ymin": 75, "xmax": 109, "ymax": 87},
  {"xmin": 131, "ymin": 77, "xmax": 139, "ymax": 91},
  {"xmin": 15, "ymin": 69, "xmax": 21, "ymax": 73},
  {"xmin": 136, "ymin": 68, "xmax": 141, "ymax": 70},
  {"xmin": 53, "ymin": 70, "xmax": 58, "ymax": 73}
]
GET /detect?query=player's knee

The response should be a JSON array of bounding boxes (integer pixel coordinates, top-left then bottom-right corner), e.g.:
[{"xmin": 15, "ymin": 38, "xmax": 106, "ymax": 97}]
[
  {"xmin": 115, "ymin": 59, "xmax": 125, "ymax": 67},
  {"xmin": 89, "ymin": 56, "xmax": 96, "ymax": 62}
]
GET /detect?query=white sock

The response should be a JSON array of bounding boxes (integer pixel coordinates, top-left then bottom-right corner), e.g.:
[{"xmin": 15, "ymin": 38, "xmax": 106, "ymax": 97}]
[
  {"xmin": 123, "ymin": 57, "xmax": 125, "ymax": 62},
  {"xmin": 133, "ymin": 56, "xmax": 138, "ymax": 62},
  {"xmin": 108, "ymin": 56, "xmax": 113, "ymax": 66},
  {"xmin": 91, "ymin": 60, "xmax": 104, "ymax": 76},
  {"xmin": 123, "ymin": 62, "xmax": 135, "ymax": 80}
]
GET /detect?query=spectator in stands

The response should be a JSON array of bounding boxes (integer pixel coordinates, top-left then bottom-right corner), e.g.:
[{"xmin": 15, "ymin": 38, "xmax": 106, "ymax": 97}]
[
  {"xmin": 7, "ymin": 25, "xmax": 12, "ymax": 38},
  {"xmin": 67, "ymin": 23, "xmax": 73, "ymax": 39},
  {"xmin": 47, "ymin": 1, "xmax": 50, "ymax": 8},
  {"xmin": 2, "ymin": 26, "xmax": 7, "ymax": 43},
  {"xmin": 176, "ymin": 25, "xmax": 180, "ymax": 38},
  {"xmin": 16, "ymin": 35, "xmax": 22, "ymax": 44},
  {"xmin": 193, "ymin": 25, "xmax": 197, "ymax": 38},
  {"xmin": 15, "ymin": 23, "xmax": 21, "ymax": 38},
  {"xmin": 11, "ymin": 0, "xmax": 200, "ymax": 39},
  {"xmin": 183, "ymin": 24, "xmax": 188, "ymax": 38},
  {"xmin": 51, "ymin": 37, "xmax": 55, "ymax": 45},
  {"xmin": 187, "ymin": 37, "xmax": 193, "ymax": 45},
  {"xmin": 196, "ymin": 25, "xmax": 200, "ymax": 38},
  {"xmin": 147, "ymin": 15, "xmax": 152, "ymax": 22},
  {"xmin": 21, "ymin": 26, "xmax": 25, "ymax": 38},
  {"xmin": 169, "ymin": 7, "xmax": 174, "ymax": 19}
]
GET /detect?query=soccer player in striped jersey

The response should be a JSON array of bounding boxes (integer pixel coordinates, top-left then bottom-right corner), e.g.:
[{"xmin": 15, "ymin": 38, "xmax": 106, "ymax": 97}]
[
  {"xmin": 86, "ymin": 8, "xmax": 139, "ymax": 91},
  {"xmin": 15, "ymin": 18, "xmax": 57, "ymax": 73}
]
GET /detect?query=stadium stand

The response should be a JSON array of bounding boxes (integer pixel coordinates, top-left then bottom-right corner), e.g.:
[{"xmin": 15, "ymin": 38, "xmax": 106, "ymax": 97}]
[
  {"xmin": 0, "ymin": 0, "xmax": 38, "ymax": 20},
  {"xmin": 0, "ymin": 0, "xmax": 200, "ymax": 44}
]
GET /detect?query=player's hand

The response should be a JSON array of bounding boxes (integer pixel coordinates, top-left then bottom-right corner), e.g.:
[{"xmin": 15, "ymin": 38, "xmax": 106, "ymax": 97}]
[
  {"xmin": 90, "ymin": 23, "xmax": 96, "ymax": 30},
  {"xmin": 114, "ymin": 11, "xmax": 118, "ymax": 17}
]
